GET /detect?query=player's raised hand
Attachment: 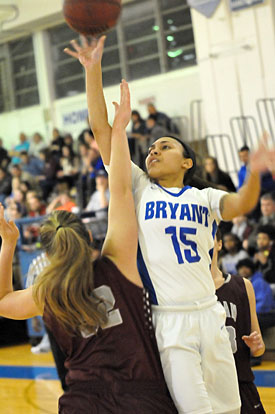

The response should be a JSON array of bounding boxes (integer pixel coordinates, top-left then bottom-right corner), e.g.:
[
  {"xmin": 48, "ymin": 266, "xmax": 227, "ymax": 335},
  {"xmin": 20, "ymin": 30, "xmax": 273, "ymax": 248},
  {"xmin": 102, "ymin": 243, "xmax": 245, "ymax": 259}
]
[
  {"xmin": 242, "ymin": 331, "xmax": 264, "ymax": 355},
  {"xmin": 0, "ymin": 204, "xmax": 19, "ymax": 244},
  {"xmin": 250, "ymin": 132, "xmax": 275, "ymax": 173},
  {"xmin": 64, "ymin": 35, "xmax": 106, "ymax": 68},
  {"xmin": 112, "ymin": 80, "xmax": 131, "ymax": 130}
]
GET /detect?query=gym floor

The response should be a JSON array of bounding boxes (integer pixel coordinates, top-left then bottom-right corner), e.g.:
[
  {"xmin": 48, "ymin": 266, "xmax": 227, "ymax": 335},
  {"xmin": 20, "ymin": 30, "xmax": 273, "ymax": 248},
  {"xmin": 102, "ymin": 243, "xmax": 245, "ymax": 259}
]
[{"xmin": 0, "ymin": 344, "xmax": 274, "ymax": 413}]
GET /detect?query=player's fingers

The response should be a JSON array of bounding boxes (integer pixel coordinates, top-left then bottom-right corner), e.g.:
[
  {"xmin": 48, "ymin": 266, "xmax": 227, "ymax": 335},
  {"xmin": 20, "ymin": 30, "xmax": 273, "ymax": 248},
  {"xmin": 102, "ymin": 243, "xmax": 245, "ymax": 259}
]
[
  {"xmin": 121, "ymin": 80, "xmax": 130, "ymax": 105},
  {"xmin": 64, "ymin": 48, "xmax": 79, "ymax": 59},
  {"xmin": 98, "ymin": 35, "xmax": 106, "ymax": 49},
  {"xmin": 112, "ymin": 101, "xmax": 119, "ymax": 114},
  {"xmin": 70, "ymin": 39, "xmax": 81, "ymax": 51},
  {"xmin": 81, "ymin": 35, "xmax": 89, "ymax": 48}
]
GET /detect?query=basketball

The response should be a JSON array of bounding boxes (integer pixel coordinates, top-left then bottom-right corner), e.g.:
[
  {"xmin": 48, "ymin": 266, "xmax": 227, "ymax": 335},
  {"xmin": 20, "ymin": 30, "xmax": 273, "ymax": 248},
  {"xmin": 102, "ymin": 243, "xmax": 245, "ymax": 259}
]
[{"xmin": 63, "ymin": 0, "xmax": 122, "ymax": 36}]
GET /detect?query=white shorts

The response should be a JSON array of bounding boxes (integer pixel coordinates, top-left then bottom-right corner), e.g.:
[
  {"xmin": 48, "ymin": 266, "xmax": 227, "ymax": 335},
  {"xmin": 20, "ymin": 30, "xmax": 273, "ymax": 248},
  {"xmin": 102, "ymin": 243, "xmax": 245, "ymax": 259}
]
[{"xmin": 152, "ymin": 296, "xmax": 241, "ymax": 414}]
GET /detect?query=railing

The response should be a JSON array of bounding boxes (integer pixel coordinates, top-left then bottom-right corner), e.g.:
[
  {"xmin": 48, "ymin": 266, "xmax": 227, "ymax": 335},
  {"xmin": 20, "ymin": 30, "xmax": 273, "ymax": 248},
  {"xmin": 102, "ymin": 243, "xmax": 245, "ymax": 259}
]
[{"xmin": 256, "ymin": 98, "xmax": 275, "ymax": 144}]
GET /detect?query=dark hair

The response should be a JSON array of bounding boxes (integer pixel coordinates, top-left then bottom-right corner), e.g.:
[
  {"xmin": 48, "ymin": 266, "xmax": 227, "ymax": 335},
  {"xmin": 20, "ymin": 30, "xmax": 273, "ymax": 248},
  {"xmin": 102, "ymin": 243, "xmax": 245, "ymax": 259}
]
[
  {"xmin": 257, "ymin": 225, "xmax": 275, "ymax": 240},
  {"xmin": 20, "ymin": 151, "xmax": 28, "ymax": 156},
  {"xmin": 131, "ymin": 110, "xmax": 143, "ymax": 122},
  {"xmin": 165, "ymin": 135, "xmax": 197, "ymax": 183},
  {"xmin": 216, "ymin": 227, "xmax": 222, "ymax": 242},
  {"xmin": 148, "ymin": 114, "xmax": 157, "ymax": 122},
  {"xmin": 239, "ymin": 145, "xmax": 250, "ymax": 152},
  {"xmin": 204, "ymin": 156, "xmax": 219, "ymax": 170},
  {"xmin": 236, "ymin": 258, "xmax": 255, "ymax": 273},
  {"xmin": 223, "ymin": 232, "xmax": 242, "ymax": 251}
]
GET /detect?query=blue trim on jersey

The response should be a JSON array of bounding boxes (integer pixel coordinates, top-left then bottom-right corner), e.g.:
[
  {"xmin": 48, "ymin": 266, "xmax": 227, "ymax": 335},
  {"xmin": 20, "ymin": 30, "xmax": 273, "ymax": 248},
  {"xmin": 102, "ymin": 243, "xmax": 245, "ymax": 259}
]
[
  {"xmin": 212, "ymin": 220, "xmax": 217, "ymax": 239},
  {"xmin": 137, "ymin": 244, "xmax": 158, "ymax": 305},
  {"xmin": 156, "ymin": 184, "xmax": 192, "ymax": 197}
]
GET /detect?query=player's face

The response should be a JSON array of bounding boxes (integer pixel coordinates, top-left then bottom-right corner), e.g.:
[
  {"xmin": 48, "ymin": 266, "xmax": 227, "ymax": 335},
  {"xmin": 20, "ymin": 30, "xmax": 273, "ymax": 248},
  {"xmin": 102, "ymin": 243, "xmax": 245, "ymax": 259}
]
[{"xmin": 145, "ymin": 137, "xmax": 190, "ymax": 180}]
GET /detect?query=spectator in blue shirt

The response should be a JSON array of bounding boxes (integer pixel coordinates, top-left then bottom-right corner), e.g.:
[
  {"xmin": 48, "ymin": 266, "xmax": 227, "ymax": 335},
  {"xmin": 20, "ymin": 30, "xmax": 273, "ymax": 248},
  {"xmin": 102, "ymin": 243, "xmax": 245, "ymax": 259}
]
[
  {"xmin": 19, "ymin": 151, "xmax": 44, "ymax": 177},
  {"xmin": 237, "ymin": 145, "xmax": 250, "ymax": 190},
  {"xmin": 9, "ymin": 132, "xmax": 30, "ymax": 165},
  {"xmin": 236, "ymin": 258, "xmax": 275, "ymax": 314}
]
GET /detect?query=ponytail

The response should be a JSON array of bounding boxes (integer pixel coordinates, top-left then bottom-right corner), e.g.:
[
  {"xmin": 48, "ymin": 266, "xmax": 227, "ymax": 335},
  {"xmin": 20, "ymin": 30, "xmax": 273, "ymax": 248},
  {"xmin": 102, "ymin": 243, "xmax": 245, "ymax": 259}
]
[{"xmin": 32, "ymin": 210, "xmax": 108, "ymax": 336}]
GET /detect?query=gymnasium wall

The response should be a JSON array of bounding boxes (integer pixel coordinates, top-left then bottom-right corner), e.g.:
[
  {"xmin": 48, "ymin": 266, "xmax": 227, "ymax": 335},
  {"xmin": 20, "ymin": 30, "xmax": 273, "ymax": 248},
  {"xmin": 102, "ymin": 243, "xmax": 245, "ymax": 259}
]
[{"xmin": 1, "ymin": 0, "xmax": 275, "ymax": 171}]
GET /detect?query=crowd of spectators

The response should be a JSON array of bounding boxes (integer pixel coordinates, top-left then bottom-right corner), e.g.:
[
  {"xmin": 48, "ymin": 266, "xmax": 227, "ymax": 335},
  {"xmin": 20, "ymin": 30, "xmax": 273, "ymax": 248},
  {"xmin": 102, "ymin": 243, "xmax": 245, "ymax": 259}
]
[{"xmin": 0, "ymin": 125, "xmax": 108, "ymax": 251}]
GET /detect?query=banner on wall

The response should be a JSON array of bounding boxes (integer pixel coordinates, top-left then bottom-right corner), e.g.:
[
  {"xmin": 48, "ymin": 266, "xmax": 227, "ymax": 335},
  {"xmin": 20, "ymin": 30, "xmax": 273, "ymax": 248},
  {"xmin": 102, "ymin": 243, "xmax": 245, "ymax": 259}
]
[
  {"xmin": 187, "ymin": 0, "xmax": 221, "ymax": 18},
  {"xmin": 229, "ymin": 0, "xmax": 265, "ymax": 11}
]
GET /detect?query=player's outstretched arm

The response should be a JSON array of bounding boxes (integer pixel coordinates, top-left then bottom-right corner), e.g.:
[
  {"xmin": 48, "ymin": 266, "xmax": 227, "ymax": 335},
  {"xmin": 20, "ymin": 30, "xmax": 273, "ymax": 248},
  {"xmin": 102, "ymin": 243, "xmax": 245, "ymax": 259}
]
[
  {"xmin": 102, "ymin": 81, "xmax": 141, "ymax": 286},
  {"xmin": 242, "ymin": 278, "xmax": 265, "ymax": 357},
  {"xmin": 64, "ymin": 36, "xmax": 112, "ymax": 164},
  {"xmin": 219, "ymin": 133, "xmax": 275, "ymax": 221},
  {"xmin": 0, "ymin": 204, "xmax": 40, "ymax": 319}
]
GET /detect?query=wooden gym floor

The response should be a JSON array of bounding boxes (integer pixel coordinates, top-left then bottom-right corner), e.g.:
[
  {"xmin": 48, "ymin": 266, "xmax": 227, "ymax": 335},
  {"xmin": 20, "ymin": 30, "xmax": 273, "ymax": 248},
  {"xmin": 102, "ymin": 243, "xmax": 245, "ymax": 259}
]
[{"xmin": 0, "ymin": 344, "xmax": 274, "ymax": 413}]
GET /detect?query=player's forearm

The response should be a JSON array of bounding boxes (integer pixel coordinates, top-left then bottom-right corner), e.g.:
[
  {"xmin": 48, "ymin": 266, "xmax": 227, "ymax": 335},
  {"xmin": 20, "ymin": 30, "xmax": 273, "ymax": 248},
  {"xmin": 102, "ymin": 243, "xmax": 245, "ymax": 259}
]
[
  {"xmin": 0, "ymin": 242, "xmax": 16, "ymax": 299},
  {"xmin": 109, "ymin": 126, "xmax": 132, "ymax": 195},
  {"xmin": 85, "ymin": 64, "xmax": 112, "ymax": 164},
  {"xmin": 221, "ymin": 172, "xmax": 260, "ymax": 221}
]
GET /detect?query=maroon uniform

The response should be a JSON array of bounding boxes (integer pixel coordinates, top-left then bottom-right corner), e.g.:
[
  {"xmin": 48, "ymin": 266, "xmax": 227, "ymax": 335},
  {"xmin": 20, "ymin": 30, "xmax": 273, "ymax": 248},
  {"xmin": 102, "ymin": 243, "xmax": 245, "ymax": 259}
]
[
  {"xmin": 216, "ymin": 274, "xmax": 265, "ymax": 414},
  {"xmin": 44, "ymin": 256, "xmax": 177, "ymax": 414}
]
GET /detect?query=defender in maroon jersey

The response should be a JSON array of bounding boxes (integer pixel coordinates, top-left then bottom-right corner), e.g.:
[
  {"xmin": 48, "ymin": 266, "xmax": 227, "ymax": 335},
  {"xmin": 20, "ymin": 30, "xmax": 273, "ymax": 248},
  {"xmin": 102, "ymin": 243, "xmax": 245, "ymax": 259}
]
[
  {"xmin": 0, "ymin": 81, "xmax": 177, "ymax": 413},
  {"xmin": 212, "ymin": 229, "xmax": 265, "ymax": 414}
]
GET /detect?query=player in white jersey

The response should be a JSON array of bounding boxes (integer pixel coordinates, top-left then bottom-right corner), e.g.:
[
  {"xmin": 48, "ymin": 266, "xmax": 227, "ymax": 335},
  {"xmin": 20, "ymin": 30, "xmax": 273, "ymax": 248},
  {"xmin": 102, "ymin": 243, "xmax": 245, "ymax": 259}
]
[{"xmin": 65, "ymin": 37, "xmax": 275, "ymax": 414}]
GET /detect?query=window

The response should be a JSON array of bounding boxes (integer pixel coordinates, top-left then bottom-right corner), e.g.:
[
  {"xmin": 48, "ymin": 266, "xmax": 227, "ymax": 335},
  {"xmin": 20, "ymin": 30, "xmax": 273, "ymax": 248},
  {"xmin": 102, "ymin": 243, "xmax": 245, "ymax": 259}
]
[
  {"xmin": 48, "ymin": 23, "xmax": 121, "ymax": 98},
  {"xmin": 9, "ymin": 36, "xmax": 39, "ymax": 109},
  {"xmin": 161, "ymin": 1, "xmax": 196, "ymax": 70},
  {"xmin": 48, "ymin": 24, "xmax": 85, "ymax": 99}
]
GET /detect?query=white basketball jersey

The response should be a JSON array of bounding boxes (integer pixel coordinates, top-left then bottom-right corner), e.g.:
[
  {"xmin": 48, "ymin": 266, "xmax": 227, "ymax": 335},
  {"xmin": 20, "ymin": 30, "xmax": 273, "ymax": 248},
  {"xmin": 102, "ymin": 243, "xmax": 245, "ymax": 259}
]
[
  {"xmin": 130, "ymin": 163, "xmax": 227, "ymax": 306},
  {"xmin": 105, "ymin": 162, "xmax": 227, "ymax": 306}
]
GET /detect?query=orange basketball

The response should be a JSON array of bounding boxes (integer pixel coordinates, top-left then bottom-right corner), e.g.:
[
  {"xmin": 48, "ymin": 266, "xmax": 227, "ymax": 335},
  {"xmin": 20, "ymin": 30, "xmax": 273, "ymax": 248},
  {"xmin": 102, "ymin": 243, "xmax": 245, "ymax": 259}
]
[{"xmin": 63, "ymin": 0, "xmax": 122, "ymax": 36}]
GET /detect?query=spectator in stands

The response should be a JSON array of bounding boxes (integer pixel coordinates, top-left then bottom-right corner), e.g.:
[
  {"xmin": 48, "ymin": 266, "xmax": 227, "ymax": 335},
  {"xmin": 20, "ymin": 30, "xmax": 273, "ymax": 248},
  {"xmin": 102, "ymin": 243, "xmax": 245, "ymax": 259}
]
[
  {"xmin": 85, "ymin": 169, "xmax": 109, "ymax": 218},
  {"xmin": 127, "ymin": 110, "xmax": 147, "ymax": 167},
  {"xmin": 231, "ymin": 215, "xmax": 253, "ymax": 243},
  {"xmin": 80, "ymin": 147, "xmax": 104, "ymax": 203},
  {"xmin": 77, "ymin": 116, "xmax": 93, "ymax": 146},
  {"xmin": 5, "ymin": 200, "xmax": 24, "ymax": 221},
  {"xmin": 202, "ymin": 156, "xmax": 236, "ymax": 192},
  {"xmin": 9, "ymin": 132, "xmax": 30, "ymax": 165},
  {"xmin": 19, "ymin": 151, "xmax": 44, "ymax": 177},
  {"xmin": 244, "ymin": 192, "xmax": 275, "ymax": 254},
  {"xmin": 0, "ymin": 139, "xmax": 10, "ymax": 168},
  {"xmin": 46, "ymin": 191, "xmax": 77, "ymax": 214},
  {"xmin": 254, "ymin": 225, "xmax": 275, "ymax": 288},
  {"xmin": 38, "ymin": 149, "xmax": 61, "ymax": 201},
  {"xmin": 147, "ymin": 103, "xmax": 179, "ymax": 134},
  {"xmin": 57, "ymin": 145, "xmax": 79, "ymax": 188},
  {"xmin": 259, "ymin": 192, "xmax": 275, "ymax": 225},
  {"xmin": 146, "ymin": 114, "xmax": 169, "ymax": 147},
  {"xmin": 27, "ymin": 194, "xmax": 46, "ymax": 217},
  {"xmin": 0, "ymin": 167, "xmax": 12, "ymax": 203},
  {"xmin": 221, "ymin": 233, "xmax": 249, "ymax": 275},
  {"xmin": 50, "ymin": 128, "xmax": 64, "ymax": 157},
  {"xmin": 29, "ymin": 133, "xmax": 47, "ymax": 158},
  {"xmin": 237, "ymin": 145, "xmax": 250, "ymax": 190},
  {"xmin": 10, "ymin": 164, "xmax": 35, "ymax": 190},
  {"xmin": 5, "ymin": 188, "xmax": 27, "ymax": 217}
]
